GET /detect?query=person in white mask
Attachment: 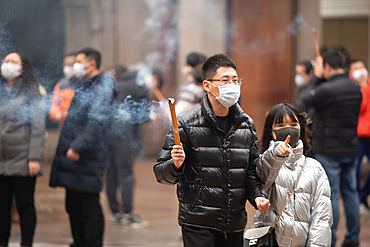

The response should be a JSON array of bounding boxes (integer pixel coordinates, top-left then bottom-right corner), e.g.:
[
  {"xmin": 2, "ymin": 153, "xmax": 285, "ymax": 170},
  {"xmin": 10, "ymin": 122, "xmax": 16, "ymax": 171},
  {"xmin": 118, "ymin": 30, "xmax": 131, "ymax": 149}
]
[
  {"xmin": 50, "ymin": 47, "xmax": 117, "ymax": 247},
  {"xmin": 50, "ymin": 52, "xmax": 76, "ymax": 125},
  {"xmin": 349, "ymin": 59, "xmax": 370, "ymax": 212},
  {"xmin": 0, "ymin": 51, "xmax": 46, "ymax": 247},
  {"xmin": 154, "ymin": 54, "xmax": 269, "ymax": 247}
]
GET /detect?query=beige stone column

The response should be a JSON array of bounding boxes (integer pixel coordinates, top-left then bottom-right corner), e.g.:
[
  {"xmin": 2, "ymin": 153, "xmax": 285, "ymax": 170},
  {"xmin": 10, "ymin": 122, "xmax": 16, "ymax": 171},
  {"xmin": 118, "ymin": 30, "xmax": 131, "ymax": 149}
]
[
  {"xmin": 176, "ymin": 0, "xmax": 227, "ymax": 89},
  {"xmin": 296, "ymin": 0, "xmax": 322, "ymax": 62}
]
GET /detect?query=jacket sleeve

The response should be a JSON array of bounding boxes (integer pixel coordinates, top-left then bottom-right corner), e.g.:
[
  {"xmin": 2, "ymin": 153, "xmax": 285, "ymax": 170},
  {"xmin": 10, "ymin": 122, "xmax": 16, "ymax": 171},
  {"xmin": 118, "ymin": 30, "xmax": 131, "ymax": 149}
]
[
  {"xmin": 153, "ymin": 119, "xmax": 187, "ymax": 185},
  {"xmin": 28, "ymin": 96, "xmax": 46, "ymax": 161},
  {"xmin": 257, "ymin": 141, "xmax": 289, "ymax": 190},
  {"xmin": 245, "ymin": 132, "xmax": 268, "ymax": 209},
  {"xmin": 360, "ymin": 84, "xmax": 369, "ymax": 116},
  {"xmin": 306, "ymin": 165, "xmax": 333, "ymax": 247},
  {"xmin": 301, "ymin": 76, "xmax": 328, "ymax": 110}
]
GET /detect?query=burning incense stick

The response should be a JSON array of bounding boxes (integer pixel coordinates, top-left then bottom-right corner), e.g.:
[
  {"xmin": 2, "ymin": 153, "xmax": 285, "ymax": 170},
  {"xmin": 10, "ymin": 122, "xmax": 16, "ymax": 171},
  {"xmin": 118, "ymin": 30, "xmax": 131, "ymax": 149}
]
[
  {"xmin": 154, "ymin": 88, "xmax": 165, "ymax": 101},
  {"xmin": 168, "ymin": 98, "xmax": 181, "ymax": 145},
  {"xmin": 311, "ymin": 28, "xmax": 321, "ymax": 57}
]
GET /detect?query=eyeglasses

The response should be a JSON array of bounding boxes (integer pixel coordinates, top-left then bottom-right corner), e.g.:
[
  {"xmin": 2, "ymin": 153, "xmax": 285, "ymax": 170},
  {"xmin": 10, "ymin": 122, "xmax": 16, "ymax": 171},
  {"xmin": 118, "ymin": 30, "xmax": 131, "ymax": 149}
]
[{"xmin": 207, "ymin": 78, "xmax": 242, "ymax": 85}]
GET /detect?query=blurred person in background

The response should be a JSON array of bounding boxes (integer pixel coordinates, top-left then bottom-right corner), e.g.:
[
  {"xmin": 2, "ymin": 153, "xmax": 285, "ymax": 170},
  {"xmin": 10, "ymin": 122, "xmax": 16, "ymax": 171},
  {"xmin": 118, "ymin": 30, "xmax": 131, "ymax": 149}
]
[
  {"xmin": 293, "ymin": 60, "xmax": 315, "ymax": 158},
  {"xmin": 333, "ymin": 45, "xmax": 352, "ymax": 74},
  {"xmin": 176, "ymin": 63, "xmax": 205, "ymax": 114},
  {"xmin": 302, "ymin": 51, "xmax": 362, "ymax": 247},
  {"xmin": 111, "ymin": 64, "xmax": 127, "ymax": 80},
  {"xmin": 181, "ymin": 52, "xmax": 207, "ymax": 84},
  {"xmin": 49, "ymin": 52, "xmax": 77, "ymax": 126},
  {"xmin": 106, "ymin": 67, "xmax": 150, "ymax": 228},
  {"xmin": 294, "ymin": 60, "xmax": 314, "ymax": 99},
  {"xmin": 0, "ymin": 51, "xmax": 45, "ymax": 247},
  {"xmin": 349, "ymin": 59, "xmax": 370, "ymax": 211},
  {"xmin": 49, "ymin": 48, "xmax": 117, "ymax": 247}
]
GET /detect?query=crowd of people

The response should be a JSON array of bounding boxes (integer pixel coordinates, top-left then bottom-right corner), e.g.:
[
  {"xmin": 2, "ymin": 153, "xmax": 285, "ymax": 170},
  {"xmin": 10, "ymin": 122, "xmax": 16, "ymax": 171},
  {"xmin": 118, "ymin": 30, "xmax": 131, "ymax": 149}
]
[{"xmin": 0, "ymin": 45, "xmax": 369, "ymax": 247}]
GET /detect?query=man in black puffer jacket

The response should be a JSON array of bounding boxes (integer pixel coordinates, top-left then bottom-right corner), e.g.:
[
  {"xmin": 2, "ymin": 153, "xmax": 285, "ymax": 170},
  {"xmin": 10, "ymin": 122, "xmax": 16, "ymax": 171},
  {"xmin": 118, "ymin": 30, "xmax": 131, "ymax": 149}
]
[
  {"xmin": 154, "ymin": 54, "xmax": 269, "ymax": 247},
  {"xmin": 302, "ymin": 51, "xmax": 362, "ymax": 247}
]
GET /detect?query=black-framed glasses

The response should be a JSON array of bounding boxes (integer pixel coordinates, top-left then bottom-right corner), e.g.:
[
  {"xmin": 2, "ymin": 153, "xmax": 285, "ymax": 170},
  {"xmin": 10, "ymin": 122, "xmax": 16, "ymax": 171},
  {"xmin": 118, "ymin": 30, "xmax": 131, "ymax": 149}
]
[{"xmin": 207, "ymin": 78, "xmax": 242, "ymax": 85}]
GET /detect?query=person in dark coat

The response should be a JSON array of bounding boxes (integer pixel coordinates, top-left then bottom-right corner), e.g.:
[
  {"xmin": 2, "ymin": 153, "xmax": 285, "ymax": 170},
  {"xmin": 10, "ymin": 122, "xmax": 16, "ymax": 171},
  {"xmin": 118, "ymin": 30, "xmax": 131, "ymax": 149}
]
[
  {"xmin": 302, "ymin": 51, "xmax": 362, "ymax": 247},
  {"xmin": 49, "ymin": 48, "xmax": 116, "ymax": 247},
  {"xmin": 153, "ymin": 54, "xmax": 269, "ymax": 247},
  {"xmin": 106, "ymin": 69, "xmax": 150, "ymax": 227},
  {"xmin": 0, "ymin": 51, "xmax": 45, "ymax": 247}
]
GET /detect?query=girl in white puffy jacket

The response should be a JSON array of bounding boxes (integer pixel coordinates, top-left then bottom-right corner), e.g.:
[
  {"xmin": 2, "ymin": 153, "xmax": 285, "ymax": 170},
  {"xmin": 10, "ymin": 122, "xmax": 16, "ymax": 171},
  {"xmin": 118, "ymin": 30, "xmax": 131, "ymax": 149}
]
[{"xmin": 252, "ymin": 103, "xmax": 333, "ymax": 247}]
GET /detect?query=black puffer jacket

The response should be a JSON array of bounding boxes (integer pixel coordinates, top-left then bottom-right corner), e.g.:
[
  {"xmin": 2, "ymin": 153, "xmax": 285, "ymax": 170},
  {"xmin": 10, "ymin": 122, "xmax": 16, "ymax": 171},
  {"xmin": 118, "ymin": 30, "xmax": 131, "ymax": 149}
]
[
  {"xmin": 50, "ymin": 73, "xmax": 117, "ymax": 193},
  {"xmin": 302, "ymin": 74, "xmax": 362, "ymax": 157},
  {"xmin": 154, "ymin": 94, "xmax": 266, "ymax": 234}
]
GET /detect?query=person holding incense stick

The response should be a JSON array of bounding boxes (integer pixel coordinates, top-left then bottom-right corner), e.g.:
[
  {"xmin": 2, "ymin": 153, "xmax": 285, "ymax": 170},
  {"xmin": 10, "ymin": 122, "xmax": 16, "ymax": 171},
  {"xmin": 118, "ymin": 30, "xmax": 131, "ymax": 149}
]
[
  {"xmin": 154, "ymin": 54, "xmax": 269, "ymax": 247},
  {"xmin": 302, "ymin": 51, "xmax": 362, "ymax": 247}
]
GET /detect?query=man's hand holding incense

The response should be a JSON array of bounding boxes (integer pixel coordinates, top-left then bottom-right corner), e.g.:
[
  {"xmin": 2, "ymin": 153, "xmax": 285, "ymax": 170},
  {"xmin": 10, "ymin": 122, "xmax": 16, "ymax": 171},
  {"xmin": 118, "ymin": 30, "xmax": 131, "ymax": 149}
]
[{"xmin": 171, "ymin": 144, "xmax": 185, "ymax": 170}]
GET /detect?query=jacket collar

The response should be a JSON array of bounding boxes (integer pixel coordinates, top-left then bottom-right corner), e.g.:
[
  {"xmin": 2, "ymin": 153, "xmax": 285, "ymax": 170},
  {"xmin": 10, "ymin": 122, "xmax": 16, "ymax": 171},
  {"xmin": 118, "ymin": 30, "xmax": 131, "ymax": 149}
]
[
  {"xmin": 329, "ymin": 73, "xmax": 347, "ymax": 81},
  {"xmin": 200, "ymin": 93, "xmax": 248, "ymax": 132},
  {"xmin": 74, "ymin": 73, "xmax": 103, "ymax": 89},
  {"xmin": 1, "ymin": 75, "xmax": 24, "ymax": 97}
]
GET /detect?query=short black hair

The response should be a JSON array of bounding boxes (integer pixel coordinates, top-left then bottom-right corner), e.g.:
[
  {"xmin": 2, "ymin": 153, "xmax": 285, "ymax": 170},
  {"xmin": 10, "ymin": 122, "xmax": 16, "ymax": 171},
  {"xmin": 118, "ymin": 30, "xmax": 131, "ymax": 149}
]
[
  {"xmin": 297, "ymin": 60, "xmax": 313, "ymax": 75},
  {"xmin": 333, "ymin": 45, "xmax": 351, "ymax": 69},
  {"xmin": 186, "ymin": 52, "xmax": 207, "ymax": 68},
  {"xmin": 261, "ymin": 103, "xmax": 311, "ymax": 155},
  {"xmin": 77, "ymin": 47, "xmax": 101, "ymax": 69},
  {"xmin": 202, "ymin": 54, "xmax": 237, "ymax": 80},
  {"xmin": 323, "ymin": 50, "xmax": 345, "ymax": 70}
]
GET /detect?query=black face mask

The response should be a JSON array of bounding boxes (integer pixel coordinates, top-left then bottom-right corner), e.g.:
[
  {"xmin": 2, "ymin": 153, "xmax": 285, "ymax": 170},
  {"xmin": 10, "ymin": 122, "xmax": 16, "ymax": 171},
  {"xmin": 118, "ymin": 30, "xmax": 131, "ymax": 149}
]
[{"xmin": 272, "ymin": 127, "xmax": 300, "ymax": 147}]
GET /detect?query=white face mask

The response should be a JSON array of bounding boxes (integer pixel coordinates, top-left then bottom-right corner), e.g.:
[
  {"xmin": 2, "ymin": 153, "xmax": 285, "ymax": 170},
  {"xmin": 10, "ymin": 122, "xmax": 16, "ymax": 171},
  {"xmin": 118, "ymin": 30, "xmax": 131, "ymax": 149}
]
[
  {"xmin": 63, "ymin": 65, "xmax": 74, "ymax": 78},
  {"xmin": 210, "ymin": 83, "xmax": 240, "ymax": 108},
  {"xmin": 294, "ymin": 74, "xmax": 307, "ymax": 87},
  {"xmin": 1, "ymin": 62, "xmax": 21, "ymax": 80},
  {"xmin": 73, "ymin": 62, "xmax": 91, "ymax": 78},
  {"xmin": 352, "ymin": 68, "xmax": 368, "ymax": 81}
]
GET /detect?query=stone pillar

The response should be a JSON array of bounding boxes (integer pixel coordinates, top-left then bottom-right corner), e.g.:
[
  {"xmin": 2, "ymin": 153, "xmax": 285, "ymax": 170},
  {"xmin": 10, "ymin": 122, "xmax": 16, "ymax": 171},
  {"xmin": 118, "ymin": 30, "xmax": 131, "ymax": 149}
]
[
  {"xmin": 296, "ymin": 0, "xmax": 322, "ymax": 62},
  {"xmin": 61, "ymin": 0, "xmax": 116, "ymax": 71},
  {"xmin": 176, "ymin": 0, "xmax": 227, "ymax": 89}
]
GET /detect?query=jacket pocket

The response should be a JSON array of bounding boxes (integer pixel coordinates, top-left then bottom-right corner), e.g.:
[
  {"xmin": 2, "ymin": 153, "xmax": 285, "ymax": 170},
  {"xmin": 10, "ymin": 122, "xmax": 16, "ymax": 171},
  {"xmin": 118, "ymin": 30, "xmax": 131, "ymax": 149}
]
[{"xmin": 189, "ymin": 179, "xmax": 205, "ymax": 211}]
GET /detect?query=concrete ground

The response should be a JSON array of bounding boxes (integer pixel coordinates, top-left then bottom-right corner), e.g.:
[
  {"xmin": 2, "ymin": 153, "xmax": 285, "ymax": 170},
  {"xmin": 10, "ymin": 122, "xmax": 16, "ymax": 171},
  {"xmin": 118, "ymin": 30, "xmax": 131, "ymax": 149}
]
[{"xmin": 7, "ymin": 130, "xmax": 370, "ymax": 247}]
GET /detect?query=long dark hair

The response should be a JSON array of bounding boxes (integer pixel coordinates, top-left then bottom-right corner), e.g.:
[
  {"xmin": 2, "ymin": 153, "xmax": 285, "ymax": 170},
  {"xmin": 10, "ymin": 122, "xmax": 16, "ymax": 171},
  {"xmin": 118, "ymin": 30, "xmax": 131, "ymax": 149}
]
[
  {"xmin": 15, "ymin": 50, "xmax": 40, "ymax": 94},
  {"xmin": 261, "ymin": 103, "xmax": 311, "ymax": 155}
]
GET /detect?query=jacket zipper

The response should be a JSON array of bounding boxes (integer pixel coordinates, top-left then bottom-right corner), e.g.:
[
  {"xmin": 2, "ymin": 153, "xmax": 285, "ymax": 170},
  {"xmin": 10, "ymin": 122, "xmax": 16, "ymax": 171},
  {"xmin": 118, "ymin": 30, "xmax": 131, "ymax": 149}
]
[{"xmin": 223, "ymin": 138, "xmax": 228, "ymax": 237}]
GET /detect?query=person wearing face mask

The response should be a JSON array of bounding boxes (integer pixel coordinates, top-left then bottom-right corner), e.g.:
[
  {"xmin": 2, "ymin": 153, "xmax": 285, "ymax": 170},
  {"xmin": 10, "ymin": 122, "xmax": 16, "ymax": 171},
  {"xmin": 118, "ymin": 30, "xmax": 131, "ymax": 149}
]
[
  {"xmin": 0, "ymin": 51, "xmax": 45, "ymax": 247},
  {"xmin": 349, "ymin": 59, "xmax": 370, "ymax": 212},
  {"xmin": 294, "ymin": 60, "xmax": 314, "ymax": 107},
  {"xmin": 49, "ymin": 52, "xmax": 77, "ymax": 126},
  {"xmin": 154, "ymin": 54, "xmax": 270, "ymax": 247},
  {"xmin": 302, "ymin": 51, "xmax": 362, "ymax": 247},
  {"xmin": 250, "ymin": 103, "xmax": 332, "ymax": 247},
  {"xmin": 293, "ymin": 60, "xmax": 315, "ymax": 158},
  {"xmin": 50, "ymin": 47, "xmax": 117, "ymax": 247}
]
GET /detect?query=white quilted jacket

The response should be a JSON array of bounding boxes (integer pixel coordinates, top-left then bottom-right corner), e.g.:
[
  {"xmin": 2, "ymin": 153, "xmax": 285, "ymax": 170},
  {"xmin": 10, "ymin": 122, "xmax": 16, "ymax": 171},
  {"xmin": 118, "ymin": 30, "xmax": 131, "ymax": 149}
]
[{"xmin": 252, "ymin": 140, "xmax": 333, "ymax": 247}]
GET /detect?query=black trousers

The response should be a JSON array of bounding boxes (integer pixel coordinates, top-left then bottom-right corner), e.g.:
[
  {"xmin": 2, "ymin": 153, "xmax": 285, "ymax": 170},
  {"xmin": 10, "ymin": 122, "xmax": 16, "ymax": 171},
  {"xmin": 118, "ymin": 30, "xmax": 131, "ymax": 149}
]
[
  {"xmin": 0, "ymin": 176, "xmax": 37, "ymax": 247},
  {"xmin": 182, "ymin": 226, "xmax": 244, "ymax": 247},
  {"xmin": 65, "ymin": 189, "xmax": 104, "ymax": 247}
]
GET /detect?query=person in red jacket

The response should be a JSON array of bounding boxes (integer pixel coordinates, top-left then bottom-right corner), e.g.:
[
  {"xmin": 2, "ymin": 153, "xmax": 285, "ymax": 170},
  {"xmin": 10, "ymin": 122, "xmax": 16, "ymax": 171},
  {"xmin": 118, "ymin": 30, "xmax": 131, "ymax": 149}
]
[
  {"xmin": 349, "ymin": 59, "xmax": 370, "ymax": 210},
  {"xmin": 49, "ymin": 53, "xmax": 76, "ymax": 126}
]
